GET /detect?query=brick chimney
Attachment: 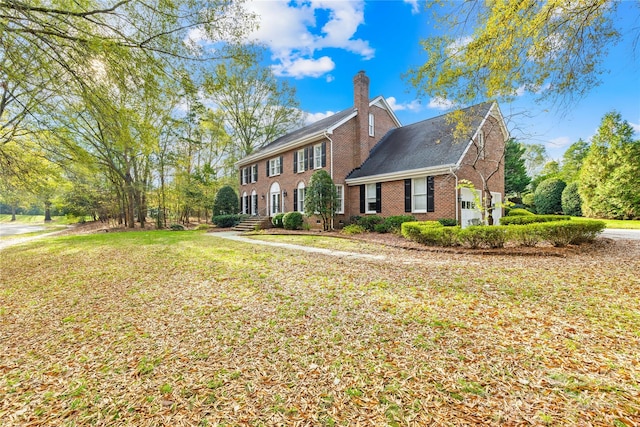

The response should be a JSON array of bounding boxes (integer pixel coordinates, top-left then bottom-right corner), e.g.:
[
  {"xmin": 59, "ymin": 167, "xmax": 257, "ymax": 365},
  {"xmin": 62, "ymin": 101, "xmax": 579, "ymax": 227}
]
[{"xmin": 353, "ymin": 70, "xmax": 370, "ymax": 168}]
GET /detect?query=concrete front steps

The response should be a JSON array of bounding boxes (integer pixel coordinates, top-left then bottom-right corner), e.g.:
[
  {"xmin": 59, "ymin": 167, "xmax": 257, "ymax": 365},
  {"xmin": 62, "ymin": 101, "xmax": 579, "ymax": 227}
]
[{"xmin": 233, "ymin": 216, "xmax": 271, "ymax": 232}]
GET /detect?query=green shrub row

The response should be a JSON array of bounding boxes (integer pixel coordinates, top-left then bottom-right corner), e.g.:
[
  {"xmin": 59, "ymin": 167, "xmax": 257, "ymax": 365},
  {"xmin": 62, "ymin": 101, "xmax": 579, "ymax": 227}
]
[
  {"xmin": 401, "ymin": 220, "xmax": 605, "ymax": 248},
  {"xmin": 212, "ymin": 214, "xmax": 249, "ymax": 228},
  {"xmin": 507, "ymin": 208, "xmax": 534, "ymax": 217},
  {"xmin": 349, "ymin": 214, "xmax": 455, "ymax": 233},
  {"xmin": 500, "ymin": 214, "xmax": 570, "ymax": 225}
]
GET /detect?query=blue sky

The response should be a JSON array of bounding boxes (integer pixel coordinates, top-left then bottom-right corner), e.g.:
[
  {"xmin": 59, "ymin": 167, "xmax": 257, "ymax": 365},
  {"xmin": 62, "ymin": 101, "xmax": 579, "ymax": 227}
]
[{"xmin": 240, "ymin": 0, "xmax": 640, "ymax": 160}]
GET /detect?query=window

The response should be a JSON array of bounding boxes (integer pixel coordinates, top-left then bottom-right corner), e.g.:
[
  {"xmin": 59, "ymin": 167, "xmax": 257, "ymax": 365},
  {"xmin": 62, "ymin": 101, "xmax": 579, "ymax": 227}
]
[
  {"xmin": 297, "ymin": 149, "xmax": 305, "ymax": 173},
  {"xmin": 251, "ymin": 164, "xmax": 257, "ymax": 183},
  {"xmin": 368, "ymin": 113, "xmax": 374, "ymax": 136},
  {"xmin": 270, "ymin": 182, "xmax": 281, "ymax": 216},
  {"xmin": 335, "ymin": 184, "xmax": 344, "ymax": 214},
  {"xmin": 477, "ymin": 131, "xmax": 485, "ymax": 159},
  {"xmin": 296, "ymin": 182, "xmax": 306, "ymax": 212},
  {"xmin": 314, "ymin": 144, "xmax": 323, "ymax": 169},
  {"xmin": 241, "ymin": 167, "xmax": 247, "ymax": 185},
  {"xmin": 251, "ymin": 190, "xmax": 257, "ymax": 215},
  {"xmin": 413, "ymin": 177, "xmax": 427, "ymax": 212},
  {"xmin": 366, "ymin": 183, "xmax": 377, "ymax": 213},
  {"xmin": 268, "ymin": 156, "xmax": 282, "ymax": 176}
]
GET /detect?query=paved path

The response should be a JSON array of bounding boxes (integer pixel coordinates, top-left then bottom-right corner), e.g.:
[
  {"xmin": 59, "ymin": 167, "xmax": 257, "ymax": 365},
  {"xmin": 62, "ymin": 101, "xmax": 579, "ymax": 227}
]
[
  {"xmin": 600, "ymin": 229, "xmax": 640, "ymax": 240},
  {"xmin": 212, "ymin": 231, "xmax": 387, "ymax": 261},
  {"xmin": 0, "ymin": 224, "xmax": 46, "ymax": 236},
  {"xmin": 0, "ymin": 227, "xmax": 68, "ymax": 251}
]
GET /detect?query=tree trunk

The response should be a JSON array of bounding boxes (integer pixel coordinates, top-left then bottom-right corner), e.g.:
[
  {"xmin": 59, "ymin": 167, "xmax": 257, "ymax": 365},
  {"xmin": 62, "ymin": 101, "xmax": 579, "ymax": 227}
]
[
  {"xmin": 44, "ymin": 200, "xmax": 52, "ymax": 222},
  {"xmin": 11, "ymin": 204, "xmax": 16, "ymax": 221}
]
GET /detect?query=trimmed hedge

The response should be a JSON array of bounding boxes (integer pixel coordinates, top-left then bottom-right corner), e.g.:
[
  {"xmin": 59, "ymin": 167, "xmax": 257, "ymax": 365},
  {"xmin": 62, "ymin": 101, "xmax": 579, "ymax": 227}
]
[
  {"xmin": 282, "ymin": 212, "xmax": 304, "ymax": 230},
  {"xmin": 374, "ymin": 215, "xmax": 416, "ymax": 233},
  {"xmin": 356, "ymin": 215, "xmax": 383, "ymax": 231},
  {"xmin": 401, "ymin": 220, "xmax": 605, "ymax": 249},
  {"xmin": 341, "ymin": 224, "xmax": 366, "ymax": 235},
  {"xmin": 212, "ymin": 214, "xmax": 249, "ymax": 228},
  {"xmin": 500, "ymin": 214, "xmax": 570, "ymax": 225},
  {"xmin": 437, "ymin": 218, "xmax": 458, "ymax": 226},
  {"xmin": 507, "ymin": 208, "xmax": 534, "ymax": 217}
]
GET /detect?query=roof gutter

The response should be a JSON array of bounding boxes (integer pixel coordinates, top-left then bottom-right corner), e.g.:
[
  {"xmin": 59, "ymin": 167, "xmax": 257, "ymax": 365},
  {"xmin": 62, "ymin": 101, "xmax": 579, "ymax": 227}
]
[{"xmin": 345, "ymin": 164, "xmax": 457, "ymax": 185}]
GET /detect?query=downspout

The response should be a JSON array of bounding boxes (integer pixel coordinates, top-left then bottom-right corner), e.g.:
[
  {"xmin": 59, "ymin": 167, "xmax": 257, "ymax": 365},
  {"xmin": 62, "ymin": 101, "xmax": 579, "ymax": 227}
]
[
  {"xmin": 450, "ymin": 166, "xmax": 459, "ymax": 226},
  {"xmin": 324, "ymin": 131, "xmax": 335, "ymax": 229}
]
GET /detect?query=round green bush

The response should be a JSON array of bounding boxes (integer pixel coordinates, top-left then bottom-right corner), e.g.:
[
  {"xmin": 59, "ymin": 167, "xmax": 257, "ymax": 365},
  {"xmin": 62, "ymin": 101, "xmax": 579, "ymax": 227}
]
[
  {"xmin": 271, "ymin": 213, "xmax": 285, "ymax": 228},
  {"xmin": 282, "ymin": 212, "xmax": 304, "ymax": 230},
  {"xmin": 534, "ymin": 178, "xmax": 566, "ymax": 214},
  {"xmin": 561, "ymin": 182, "xmax": 583, "ymax": 217},
  {"xmin": 507, "ymin": 208, "xmax": 534, "ymax": 216},
  {"xmin": 341, "ymin": 224, "xmax": 366, "ymax": 235},
  {"xmin": 213, "ymin": 185, "xmax": 239, "ymax": 216}
]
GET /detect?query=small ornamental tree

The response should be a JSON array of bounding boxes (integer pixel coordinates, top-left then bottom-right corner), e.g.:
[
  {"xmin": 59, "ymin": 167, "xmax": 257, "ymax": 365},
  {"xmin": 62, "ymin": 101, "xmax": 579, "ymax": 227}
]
[
  {"xmin": 213, "ymin": 185, "xmax": 239, "ymax": 216},
  {"xmin": 304, "ymin": 170, "xmax": 337, "ymax": 231},
  {"xmin": 561, "ymin": 182, "xmax": 583, "ymax": 217},
  {"xmin": 534, "ymin": 178, "xmax": 566, "ymax": 214}
]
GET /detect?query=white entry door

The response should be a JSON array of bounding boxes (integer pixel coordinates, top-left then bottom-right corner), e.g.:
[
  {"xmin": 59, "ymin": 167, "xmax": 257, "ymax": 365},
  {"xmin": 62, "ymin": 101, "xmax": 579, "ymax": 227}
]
[{"xmin": 460, "ymin": 187, "xmax": 482, "ymax": 228}]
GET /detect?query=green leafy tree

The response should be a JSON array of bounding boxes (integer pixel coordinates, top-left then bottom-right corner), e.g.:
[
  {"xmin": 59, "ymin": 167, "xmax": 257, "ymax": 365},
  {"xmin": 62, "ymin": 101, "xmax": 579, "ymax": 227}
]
[
  {"xmin": 213, "ymin": 185, "xmax": 238, "ymax": 216},
  {"xmin": 561, "ymin": 182, "xmax": 582, "ymax": 217},
  {"xmin": 534, "ymin": 178, "xmax": 566, "ymax": 214},
  {"xmin": 407, "ymin": 1, "xmax": 627, "ymax": 107},
  {"xmin": 304, "ymin": 170, "xmax": 338, "ymax": 231},
  {"xmin": 580, "ymin": 112, "xmax": 640, "ymax": 219},
  {"xmin": 560, "ymin": 139, "xmax": 590, "ymax": 183},
  {"xmin": 530, "ymin": 160, "xmax": 561, "ymax": 192},
  {"xmin": 505, "ymin": 139, "xmax": 530, "ymax": 197}
]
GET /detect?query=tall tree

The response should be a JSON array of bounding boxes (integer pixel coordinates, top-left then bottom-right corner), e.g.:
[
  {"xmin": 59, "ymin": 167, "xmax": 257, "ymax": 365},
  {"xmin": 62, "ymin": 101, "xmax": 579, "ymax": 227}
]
[
  {"xmin": 304, "ymin": 170, "xmax": 338, "ymax": 231},
  {"xmin": 205, "ymin": 49, "xmax": 304, "ymax": 159},
  {"xmin": 504, "ymin": 139, "xmax": 530, "ymax": 197},
  {"xmin": 522, "ymin": 143, "xmax": 549, "ymax": 179},
  {"xmin": 407, "ymin": 0, "xmax": 629, "ymax": 108},
  {"xmin": 580, "ymin": 111, "xmax": 640, "ymax": 219},
  {"xmin": 560, "ymin": 139, "xmax": 590, "ymax": 183}
]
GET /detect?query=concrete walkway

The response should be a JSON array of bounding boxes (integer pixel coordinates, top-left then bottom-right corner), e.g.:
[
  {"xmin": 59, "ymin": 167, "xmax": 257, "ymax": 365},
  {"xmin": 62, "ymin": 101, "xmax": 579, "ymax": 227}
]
[
  {"xmin": 0, "ymin": 228, "xmax": 68, "ymax": 251},
  {"xmin": 211, "ymin": 231, "xmax": 387, "ymax": 261}
]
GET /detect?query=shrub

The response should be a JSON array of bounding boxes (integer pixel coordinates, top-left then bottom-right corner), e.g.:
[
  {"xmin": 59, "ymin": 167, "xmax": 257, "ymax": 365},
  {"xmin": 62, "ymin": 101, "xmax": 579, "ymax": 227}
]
[
  {"xmin": 505, "ymin": 223, "xmax": 543, "ymax": 247},
  {"xmin": 357, "ymin": 215, "xmax": 383, "ymax": 232},
  {"xmin": 375, "ymin": 215, "xmax": 416, "ymax": 233},
  {"xmin": 537, "ymin": 220, "xmax": 605, "ymax": 246},
  {"xmin": 561, "ymin": 182, "xmax": 583, "ymax": 217},
  {"xmin": 401, "ymin": 221, "xmax": 459, "ymax": 246},
  {"xmin": 212, "ymin": 214, "xmax": 248, "ymax": 228},
  {"xmin": 458, "ymin": 226, "xmax": 507, "ymax": 249},
  {"xmin": 507, "ymin": 208, "xmax": 534, "ymax": 216},
  {"xmin": 534, "ymin": 178, "xmax": 566, "ymax": 214},
  {"xmin": 271, "ymin": 213, "xmax": 285, "ymax": 228},
  {"xmin": 282, "ymin": 212, "xmax": 304, "ymax": 230},
  {"xmin": 437, "ymin": 218, "xmax": 458, "ymax": 226},
  {"xmin": 500, "ymin": 215, "xmax": 570, "ymax": 225},
  {"xmin": 195, "ymin": 224, "xmax": 211, "ymax": 231},
  {"xmin": 213, "ymin": 185, "xmax": 239, "ymax": 216},
  {"xmin": 342, "ymin": 224, "xmax": 366, "ymax": 235},
  {"xmin": 169, "ymin": 223, "xmax": 185, "ymax": 231}
]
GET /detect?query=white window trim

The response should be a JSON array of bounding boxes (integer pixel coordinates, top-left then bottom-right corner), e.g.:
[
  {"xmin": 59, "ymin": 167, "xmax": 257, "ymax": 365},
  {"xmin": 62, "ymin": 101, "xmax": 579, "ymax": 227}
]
[
  {"xmin": 313, "ymin": 143, "xmax": 322, "ymax": 169},
  {"xmin": 269, "ymin": 157, "xmax": 281, "ymax": 176},
  {"xmin": 368, "ymin": 113, "xmax": 374, "ymax": 137},
  {"xmin": 412, "ymin": 177, "xmax": 427, "ymax": 213},
  {"xmin": 297, "ymin": 149, "xmax": 305, "ymax": 173},
  {"xmin": 335, "ymin": 184, "xmax": 344, "ymax": 214},
  {"xmin": 250, "ymin": 164, "xmax": 257, "ymax": 183},
  {"xmin": 365, "ymin": 183, "xmax": 377, "ymax": 214},
  {"xmin": 297, "ymin": 183, "xmax": 305, "ymax": 212}
]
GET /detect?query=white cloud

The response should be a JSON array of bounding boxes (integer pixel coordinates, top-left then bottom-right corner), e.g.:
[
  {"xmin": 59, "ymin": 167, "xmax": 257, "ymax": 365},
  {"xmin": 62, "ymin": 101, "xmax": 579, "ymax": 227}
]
[
  {"xmin": 403, "ymin": 0, "xmax": 419, "ymax": 14},
  {"xmin": 630, "ymin": 122, "xmax": 640, "ymax": 134},
  {"xmin": 305, "ymin": 110, "xmax": 336, "ymax": 125},
  {"xmin": 272, "ymin": 56, "xmax": 335, "ymax": 79},
  {"xmin": 427, "ymin": 96, "xmax": 456, "ymax": 111},
  {"xmin": 548, "ymin": 136, "xmax": 572, "ymax": 148},
  {"xmin": 325, "ymin": 74, "xmax": 335, "ymax": 83},
  {"xmin": 387, "ymin": 96, "xmax": 421, "ymax": 112},
  {"xmin": 242, "ymin": 0, "xmax": 373, "ymax": 78}
]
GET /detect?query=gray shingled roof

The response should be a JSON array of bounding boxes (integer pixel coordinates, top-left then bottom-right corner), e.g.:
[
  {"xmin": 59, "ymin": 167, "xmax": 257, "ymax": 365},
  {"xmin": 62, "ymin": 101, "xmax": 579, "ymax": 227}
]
[
  {"xmin": 248, "ymin": 107, "xmax": 356, "ymax": 157},
  {"xmin": 347, "ymin": 102, "xmax": 493, "ymax": 180}
]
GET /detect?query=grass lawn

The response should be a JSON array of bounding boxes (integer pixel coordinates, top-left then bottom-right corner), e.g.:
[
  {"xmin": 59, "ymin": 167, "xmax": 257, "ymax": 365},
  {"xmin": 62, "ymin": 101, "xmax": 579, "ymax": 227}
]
[
  {"xmin": 0, "ymin": 214, "xmax": 85, "ymax": 225},
  {"xmin": 1, "ymin": 230, "xmax": 639, "ymax": 426}
]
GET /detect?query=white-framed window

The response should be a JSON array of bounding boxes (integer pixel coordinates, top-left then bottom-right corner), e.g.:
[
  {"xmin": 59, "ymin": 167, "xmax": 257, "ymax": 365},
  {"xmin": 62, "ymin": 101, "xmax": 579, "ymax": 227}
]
[
  {"xmin": 313, "ymin": 143, "xmax": 323, "ymax": 169},
  {"xmin": 250, "ymin": 164, "xmax": 257, "ymax": 183},
  {"xmin": 412, "ymin": 177, "xmax": 427, "ymax": 213},
  {"xmin": 297, "ymin": 182, "xmax": 306, "ymax": 212},
  {"xmin": 297, "ymin": 149, "xmax": 305, "ymax": 173},
  {"xmin": 366, "ymin": 183, "xmax": 377, "ymax": 213},
  {"xmin": 335, "ymin": 184, "xmax": 344, "ymax": 214},
  {"xmin": 368, "ymin": 113, "xmax": 374, "ymax": 137},
  {"xmin": 269, "ymin": 182, "xmax": 281, "ymax": 216},
  {"xmin": 269, "ymin": 157, "xmax": 281, "ymax": 176},
  {"xmin": 251, "ymin": 190, "xmax": 257, "ymax": 215},
  {"xmin": 477, "ymin": 131, "xmax": 485, "ymax": 159}
]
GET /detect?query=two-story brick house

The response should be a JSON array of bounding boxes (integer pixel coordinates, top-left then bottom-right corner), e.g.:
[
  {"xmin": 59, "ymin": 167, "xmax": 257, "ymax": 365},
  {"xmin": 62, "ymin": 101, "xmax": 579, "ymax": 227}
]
[{"xmin": 236, "ymin": 71, "xmax": 508, "ymax": 227}]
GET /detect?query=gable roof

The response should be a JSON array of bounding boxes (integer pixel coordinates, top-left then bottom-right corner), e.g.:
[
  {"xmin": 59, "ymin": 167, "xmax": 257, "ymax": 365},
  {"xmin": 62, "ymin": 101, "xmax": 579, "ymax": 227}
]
[
  {"xmin": 346, "ymin": 102, "xmax": 498, "ymax": 184},
  {"xmin": 236, "ymin": 107, "xmax": 356, "ymax": 167}
]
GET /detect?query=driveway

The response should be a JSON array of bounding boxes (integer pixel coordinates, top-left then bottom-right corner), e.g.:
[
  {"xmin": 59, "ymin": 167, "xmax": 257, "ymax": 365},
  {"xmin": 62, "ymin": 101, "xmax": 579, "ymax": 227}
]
[
  {"xmin": 0, "ymin": 223, "xmax": 46, "ymax": 236},
  {"xmin": 601, "ymin": 229, "xmax": 640, "ymax": 240}
]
